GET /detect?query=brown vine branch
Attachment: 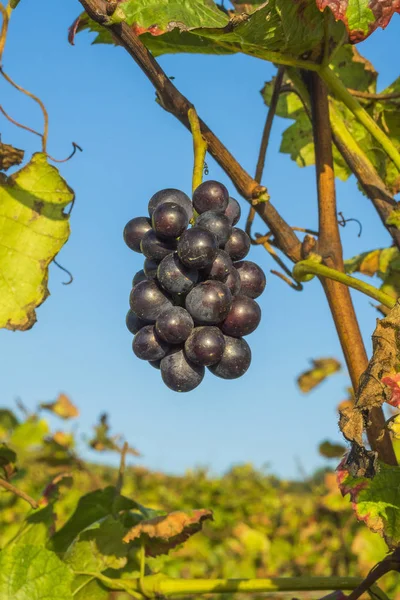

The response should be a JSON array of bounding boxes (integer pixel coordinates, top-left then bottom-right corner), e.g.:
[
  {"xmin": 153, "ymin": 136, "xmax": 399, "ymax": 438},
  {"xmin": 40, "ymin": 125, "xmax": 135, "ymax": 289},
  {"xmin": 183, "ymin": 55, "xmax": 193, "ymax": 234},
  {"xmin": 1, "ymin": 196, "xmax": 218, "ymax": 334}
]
[
  {"xmin": 115, "ymin": 441, "xmax": 129, "ymax": 495},
  {"xmin": 0, "ymin": 67, "xmax": 49, "ymax": 152},
  {"xmin": 348, "ymin": 89, "xmax": 400, "ymax": 101},
  {"xmin": 284, "ymin": 70, "xmax": 400, "ymax": 251},
  {"xmin": 0, "ymin": 477, "xmax": 38, "ymax": 509},
  {"xmin": 77, "ymin": 0, "xmax": 302, "ymax": 263},
  {"xmin": 308, "ymin": 72, "xmax": 396, "ymax": 465}
]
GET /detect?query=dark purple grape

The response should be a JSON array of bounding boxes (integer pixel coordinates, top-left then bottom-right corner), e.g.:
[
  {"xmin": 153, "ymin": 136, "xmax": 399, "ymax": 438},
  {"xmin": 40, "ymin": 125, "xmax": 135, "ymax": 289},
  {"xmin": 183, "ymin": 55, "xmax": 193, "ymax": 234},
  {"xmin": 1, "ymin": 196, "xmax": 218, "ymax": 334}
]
[
  {"xmin": 201, "ymin": 250, "xmax": 232, "ymax": 282},
  {"xmin": 221, "ymin": 295, "xmax": 261, "ymax": 337},
  {"xmin": 140, "ymin": 229, "xmax": 177, "ymax": 261},
  {"xmin": 225, "ymin": 267, "xmax": 241, "ymax": 296},
  {"xmin": 195, "ymin": 211, "xmax": 232, "ymax": 247},
  {"xmin": 185, "ymin": 280, "xmax": 232, "ymax": 324},
  {"xmin": 126, "ymin": 309, "xmax": 149, "ymax": 335},
  {"xmin": 224, "ymin": 228, "xmax": 251, "ymax": 261},
  {"xmin": 123, "ymin": 217, "xmax": 152, "ymax": 253},
  {"xmin": 161, "ymin": 348, "xmax": 204, "ymax": 392},
  {"xmin": 143, "ymin": 258, "xmax": 159, "ymax": 279},
  {"xmin": 208, "ymin": 335, "xmax": 251, "ymax": 379},
  {"xmin": 149, "ymin": 359, "xmax": 161, "ymax": 370},
  {"xmin": 224, "ymin": 197, "xmax": 241, "ymax": 226},
  {"xmin": 192, "ymin": 181, "xmax": 229, "ymax": 214},
  {"xmin": 148, "ymin": 189, "xmax": 193, "ymax": 221},
  {"xmin": 152, "ymin": 202, "xmax": 189, "ymax": 240},
  {"xmin": 184, "ymin": 326, "xmax": 225, "ymax": 366},
  {"xmin": 132, "ymin": 269, "xmax": 147, "ymax": 288},
  {"xmin": 157, "ymin": 253, "xmax": 198, "ymax": 295},
  {"xmin": 177, "ymin": 227, "xmax": 218, "ymax": 269},
  {"xmin": 132, "ymin": 325, "xmax": 170, "ymax": 361},
  {"xmin": 155, "ymin": 306, "xmax": 194, "ymax": 344},
  {"xmin": 235, "ymin": 260, "xmax": 266, "ymax": 299},
  {"xmin": 130, "ymin": 280, "xmax": 172, "ymax": 322}
]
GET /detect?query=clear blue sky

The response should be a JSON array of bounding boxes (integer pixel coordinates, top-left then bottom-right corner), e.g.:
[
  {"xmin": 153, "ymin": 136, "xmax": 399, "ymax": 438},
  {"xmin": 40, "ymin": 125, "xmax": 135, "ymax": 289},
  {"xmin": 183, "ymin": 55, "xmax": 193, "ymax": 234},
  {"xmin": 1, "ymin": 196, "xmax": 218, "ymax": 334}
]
[{"xmin": 0, "ymin": 1, "xmax": 399, "ymax": 479}]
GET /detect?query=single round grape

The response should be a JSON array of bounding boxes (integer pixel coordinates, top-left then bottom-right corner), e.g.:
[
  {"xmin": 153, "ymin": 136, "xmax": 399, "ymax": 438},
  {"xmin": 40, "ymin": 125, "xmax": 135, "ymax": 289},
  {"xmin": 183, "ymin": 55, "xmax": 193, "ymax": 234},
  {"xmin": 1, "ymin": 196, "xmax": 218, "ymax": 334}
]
[
  {"xmin": 123, "ymin": 217, "xmax": 152, "ymax": 253},
  {"xmin": 132, "ymin": 325, "xmax": 170, "ymax": 361},
  {"xmin": 201, "ymin": 250, "xmax": 232, "ymax": 281},
  {"xmin": 225, "ymin": 267, "xmax": 241, "ymax": 296},
  {"xmin": 185, "ymin": 280, "xmax": 232, "ymax": 324},
  {"xmin": 126, "ymin": 309, "xmax": 149, "ymax": 335},
  {"xmin": 149, "ymin": 359, "xmax": 161, "ymax": 370},
  {"xmin": 148, "ymin": 188, "xmax": 193, "ymax": 221},
  {"xmin": 208, "ymin": 335, "xmax": 251, "ymax": 379},
  {"xmin": 161, "ymin": 348, "xmax": 205, "ymax": 392},
  {"xmin": 143, "ymin": 258, "xmax": 159, "ymax": 279},
  {"xmin": 130, "ymin": 280, "xmax": 172, "ymax": 322},
  {"xmin": 184, "ymin": 326, "xmax": 225, "ymax": 366},
  {"xmin": 224, "ymin": 197, "xmax": 241, "ymax": 226},
  {"xmin": 235, "ymin": 260, "xmax": 266, "ymax": 299},
  {"xmin": 132, "ymin": 269, "xmax": 147, "ymax": 288},
  {"xmin": 177, "ymin": 227, "xmax": 218, "ymax": 269},
  {"xmin": 196, "ymin": 210, "xmax": 232, "ymax": 247},
  {"xmin": 155, "ymin": 306, "xmax": 194, "ymax": 344},
  {"xmin": 192, "ymin": 180, "xmax": 229, "ymax": 214},
  {"xmin": 221, "ymin": 295, "xmax": 261, "ymax": 337},
  {"xmin": 157, "ymin": 253, "xmax": 198, "ymax": 295},
  {"xmin": 140, "ymin": 229, "xmax": 177, "ymax": 261},
  {"xmin": 224, "ymin": 228, "xmax": 251, "ymax": 261},
  {"xmin": 152, "ymin": 202, "xmax": 189, "ymax": 240}
]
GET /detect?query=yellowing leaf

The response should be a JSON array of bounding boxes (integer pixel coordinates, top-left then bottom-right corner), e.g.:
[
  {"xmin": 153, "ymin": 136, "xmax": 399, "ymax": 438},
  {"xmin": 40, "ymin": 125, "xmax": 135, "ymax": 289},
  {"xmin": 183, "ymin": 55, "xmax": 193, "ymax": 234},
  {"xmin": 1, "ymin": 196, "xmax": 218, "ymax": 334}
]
[
  {"xmin": 297, "ymin": 358, "xmax": 341, "ymax": 393},
  {"xmin": 40, "ymin": 394, "xmax": 79, "ymax": 420},
  {"xmin": 123, "ymin": 509, "xmax": 213, "ymax": 556},
  {"xmin": 0, "ymin": 153, "xmax": 73, "ymax": 331}
]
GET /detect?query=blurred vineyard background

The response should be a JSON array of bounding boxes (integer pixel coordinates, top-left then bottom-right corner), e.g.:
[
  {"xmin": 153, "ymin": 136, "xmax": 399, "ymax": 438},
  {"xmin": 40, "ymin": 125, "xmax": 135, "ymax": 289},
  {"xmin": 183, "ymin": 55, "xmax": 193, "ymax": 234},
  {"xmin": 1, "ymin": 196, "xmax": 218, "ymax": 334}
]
[{"xmin": 0, "ymin": 394, "xmax": 398, "ymax": 599}]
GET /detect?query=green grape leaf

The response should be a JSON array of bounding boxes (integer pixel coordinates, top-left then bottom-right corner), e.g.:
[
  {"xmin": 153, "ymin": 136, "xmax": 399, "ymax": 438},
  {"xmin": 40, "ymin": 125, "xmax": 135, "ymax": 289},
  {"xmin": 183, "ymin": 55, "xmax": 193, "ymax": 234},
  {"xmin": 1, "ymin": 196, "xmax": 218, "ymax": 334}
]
[
  {"xmin": 0, "ymin": 153, "xmax": 73, "ymax": 331},
  {"xmin": 319, "ymin": 440, "xmax": 347, "ymax": 459},
  {"xmin": 0, "ymin": 443, "xmax": 17, "ymax": 479},
  {"xmin": 316, "ymin": 0, "xmax": 400, "ymax": 43},
  {"xmin": 338, "ymin": 460, "xmax": 400, "ymax": 549},
  {"xmin": 72, "ymin": 0, "xmax": 345, "ymax": 61},
  {"xmin": 0, "ymin": 545, "xmax": 74, "ymax": 600},
  {"xmin": 40, "ymin": 393, "xmax": 79, "ymax": 420},
  {"xmin": 123, "ymin": 509, "xmax": 213, "ymax": 557},
  {"xmin": 0, "ymin": 142, "xmax": 24, "ymax": 172},
  {"xmin": 297, "ymin": 358, "xmax": 341, "ymax": 393},
  {"xmin": 9, "ymin": 418, "xmax": 49, "ymax": 452},
  {"xmin": 64, "ymin": 516, "xmax": 129, "ymax": 572},
  {"xmin": 51, "ymin": 486, "xmax": 139, "ymax": 553}
]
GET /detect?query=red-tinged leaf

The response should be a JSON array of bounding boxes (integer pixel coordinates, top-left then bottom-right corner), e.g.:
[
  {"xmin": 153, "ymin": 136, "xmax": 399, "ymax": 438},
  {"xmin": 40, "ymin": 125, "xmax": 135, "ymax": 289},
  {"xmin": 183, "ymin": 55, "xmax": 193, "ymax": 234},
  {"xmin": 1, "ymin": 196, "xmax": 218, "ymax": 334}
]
[
  {"xmin": 338, "ymin": 457, "xmax": 400, "ymax": 548},
  {"xmin": 381, "ymin": 373, "xmax": 400, "ymax": 408},
  {"xmin": 316, "ymin": 0, "xmax": 400, "ymax": 43},
  {"xmin": 122, "ymin": 509, "xmax": 213, "ymax": 556}
]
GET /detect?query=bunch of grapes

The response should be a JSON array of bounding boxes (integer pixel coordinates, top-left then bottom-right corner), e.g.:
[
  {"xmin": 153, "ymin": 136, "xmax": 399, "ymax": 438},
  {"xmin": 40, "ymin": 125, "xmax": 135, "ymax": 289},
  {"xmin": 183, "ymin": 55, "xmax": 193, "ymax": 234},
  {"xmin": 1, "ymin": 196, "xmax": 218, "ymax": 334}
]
[{"xmin": 124, "ymin": 181, "xmax": 266, "ymax": 392}]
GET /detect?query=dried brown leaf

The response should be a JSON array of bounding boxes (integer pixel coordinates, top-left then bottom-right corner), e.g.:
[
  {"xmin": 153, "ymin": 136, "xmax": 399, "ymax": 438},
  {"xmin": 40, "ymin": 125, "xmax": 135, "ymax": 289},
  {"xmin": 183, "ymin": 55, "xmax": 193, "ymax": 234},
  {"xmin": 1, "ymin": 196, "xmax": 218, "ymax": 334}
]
[
  {"xmin": 40, "ymin": 394, "xmax": 79, "ymax": 420},
  {"xmin": 123, "ymin": 509, "xmax": 213, "ymax": 557},
  {"xmin": 297, "ymin": 358, "xmax": 341, "ymax": 393},
  {"xmin": 0, "ymin": 142, "xmax": 24, "ymax": 171}
]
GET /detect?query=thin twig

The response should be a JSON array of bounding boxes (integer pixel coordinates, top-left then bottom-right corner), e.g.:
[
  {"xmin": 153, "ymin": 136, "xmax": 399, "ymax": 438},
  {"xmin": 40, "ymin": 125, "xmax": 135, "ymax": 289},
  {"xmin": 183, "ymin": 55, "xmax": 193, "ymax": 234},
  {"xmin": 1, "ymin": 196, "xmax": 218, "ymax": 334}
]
[
  {"xmin": 0, "ymin": 67, "xmax": 49, "ymax": 152},
  {"xmin": 53, "ymin": 260, "xmax": 73, "ymax": 285},
  {"xmin": 188, "ymin": 107, "xmax": 207, "ymax": 192},
  {"xmin": 0, "ymin": 477, "xmax": 38, "ymax": 509},
  {"xmin": 0, "ymin": 103, "xmax": 43, "ymax": 139},
  {"xmin": 247, "ymin": 67, "xmax": 285, "ymax": 243},
  {"xmin": 346, "ymin": 554, "xmax": 400, "ymax": 600},
  {"xmin": 258, "ymin": 236, "xmax": 303, "ymax": 291},
  {"xmin": 292, "ymin": 226, "xmax": 319, "ymax": 235},
  {"xmin": 271, "ymin": 269, "xmax": 303, "ymax": 291},
  {"xmin": 348, "ymin": 89, "xmax": 400, "ymax": 101}
]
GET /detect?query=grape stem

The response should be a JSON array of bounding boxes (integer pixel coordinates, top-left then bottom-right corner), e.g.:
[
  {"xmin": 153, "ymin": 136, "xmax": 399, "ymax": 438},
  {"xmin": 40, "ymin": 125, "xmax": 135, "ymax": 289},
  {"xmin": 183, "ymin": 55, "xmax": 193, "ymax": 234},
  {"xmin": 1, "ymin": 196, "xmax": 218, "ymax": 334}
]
[
  {"xmin": 320, "ymin": 66, "xmax": 400, "ymax": 172},
  {"xmin": 293, "ymin": 260, "xmax": 396, "ymax": 309},
  {"xmin": 188, "ymin": 107, "xmax": 207, "ymax": 193}
]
